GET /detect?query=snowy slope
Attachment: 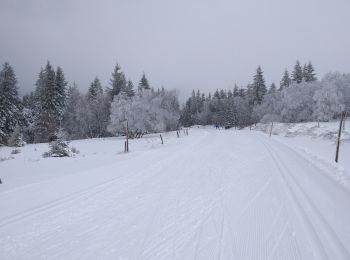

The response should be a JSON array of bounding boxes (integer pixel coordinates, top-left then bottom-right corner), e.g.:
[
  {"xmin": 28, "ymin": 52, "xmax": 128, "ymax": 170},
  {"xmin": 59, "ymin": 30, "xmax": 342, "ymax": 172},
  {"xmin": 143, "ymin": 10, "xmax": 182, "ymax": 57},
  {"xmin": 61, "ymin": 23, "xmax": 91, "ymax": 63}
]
[{"xmin": 0, "ymin": 128, "xmax": 350, "ymax": 259}]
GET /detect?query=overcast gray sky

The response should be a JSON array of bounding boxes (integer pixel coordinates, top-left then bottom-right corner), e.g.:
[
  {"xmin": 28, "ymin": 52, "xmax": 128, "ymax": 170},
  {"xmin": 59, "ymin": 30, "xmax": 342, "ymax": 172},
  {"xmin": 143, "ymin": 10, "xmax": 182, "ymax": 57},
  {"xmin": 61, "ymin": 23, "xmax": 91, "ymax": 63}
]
[{"xmin": 1, "ymin": 0, "xmax": 350, "ymax": 98}]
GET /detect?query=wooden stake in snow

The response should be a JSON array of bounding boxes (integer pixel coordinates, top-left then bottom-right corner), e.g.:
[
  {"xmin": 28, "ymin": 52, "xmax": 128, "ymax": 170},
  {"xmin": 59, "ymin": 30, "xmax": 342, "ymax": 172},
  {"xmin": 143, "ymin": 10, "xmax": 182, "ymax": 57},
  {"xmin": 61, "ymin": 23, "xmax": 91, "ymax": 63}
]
[
  {"xmin": 335, "ymin": 113, "xmax": 345, "ymax": 163},
  {"xmin": 177, "ymin": 130, "xmax": 179, "ymax": 138},
  {"xmin": 160, "ymin": 134, "xmax": 163, "ymax": 144},
  {"xmin": 125, "ymin": 120, "xmax": 129, "ymax": 152},
  {"xmin": 269, "ymin": 122, "xmax": 274, "ymax": 137},
  {"xmin": 0, "ymin": 178, "xmax": 2, "ymax": 184}
]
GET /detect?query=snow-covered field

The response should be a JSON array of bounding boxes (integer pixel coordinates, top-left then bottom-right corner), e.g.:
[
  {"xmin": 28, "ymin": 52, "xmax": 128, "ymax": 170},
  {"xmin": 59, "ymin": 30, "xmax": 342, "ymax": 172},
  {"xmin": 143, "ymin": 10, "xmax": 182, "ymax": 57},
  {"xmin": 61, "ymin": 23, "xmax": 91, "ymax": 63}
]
[{"xmin": 0, "ymin": 124, "xmax": 350, "ymax": 259}]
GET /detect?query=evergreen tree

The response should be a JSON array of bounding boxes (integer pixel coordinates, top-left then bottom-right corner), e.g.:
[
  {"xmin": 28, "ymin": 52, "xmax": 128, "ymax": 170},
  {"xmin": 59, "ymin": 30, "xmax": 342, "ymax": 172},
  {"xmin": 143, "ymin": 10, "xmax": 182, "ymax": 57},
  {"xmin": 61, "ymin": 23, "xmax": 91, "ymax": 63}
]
[
  {"xmin": 233, "ymin": 84, "xmax": 239, "ymax": 97},
  {"xmin": 0, "ymin": 62, "xmax": 22, "ymax": 144},
  {"xmin": 88, "ymin": 77, "xmax": 103, "ymax": 101},
  {"xmin": 122, "ymin": 80, "xmax": 135, "ymax": 97},
  {"xmin": 252, "ymin": 66, "xmax": 266, "ymax": 105},
  {"xmin": 292, "ymin": 60, "xmax": 303, "ymax": 83},
  {"xmin": 86, "ymin": 77, "xmax": 109, "ymax": 138},
  {"xmin": 43, "ymin": 129, "xmax": 70, "ymax": 157},
  {"xmin": 138, "ymin": 73, "xmax": 150, "ymax": 90},
  {"xmin": 33, "ymin": 62, "xmax": 67, "ymax": 142},
  {"xmin": 238, "ymin": 88, "xmax": 245, "ymax": 97},
  {"xmin": 54, "ymin": 66, "xmax": 67, "ymax": 122},
  {"xmin": 268, "ymin": 83, "xmax": 277, "ymax": 94},
  {"xmin": 303, "ymin": 61, "xmax": 317, "ymax": 82},
  {"xmin": 109, "ymin": 64, "xmax": 127, "ymax": 97},
  {"xmin": 280, "ymin": 69, "xmax": 291, "ymax": 90},
  {"xmin": 62, "ymin": 83, "xmax": 83, "ymax": 139}
]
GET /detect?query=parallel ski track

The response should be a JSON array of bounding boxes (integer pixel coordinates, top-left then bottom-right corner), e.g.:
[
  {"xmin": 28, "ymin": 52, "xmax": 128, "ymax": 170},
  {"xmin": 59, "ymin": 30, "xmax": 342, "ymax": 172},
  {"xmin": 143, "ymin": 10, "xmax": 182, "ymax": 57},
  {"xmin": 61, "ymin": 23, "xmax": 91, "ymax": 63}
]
[{"xmin": 258, "ymin": 135, "xmax": 350, "ymax": 260}]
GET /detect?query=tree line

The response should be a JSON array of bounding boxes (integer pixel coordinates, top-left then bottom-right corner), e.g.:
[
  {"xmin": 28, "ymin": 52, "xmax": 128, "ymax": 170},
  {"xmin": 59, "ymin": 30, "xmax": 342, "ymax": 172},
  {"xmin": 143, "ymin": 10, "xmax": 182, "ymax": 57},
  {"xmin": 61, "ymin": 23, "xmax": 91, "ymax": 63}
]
[
  {"xmin": 1, "ymin": 60, "xmax": 349, "ymax": 146},
  {"xmin": 180, "ymin": 61, "xmax": 350, "ymax": 128},
  {"xmin": 0, "ymin": 61, "xmax": 180, "ymax": 146}
]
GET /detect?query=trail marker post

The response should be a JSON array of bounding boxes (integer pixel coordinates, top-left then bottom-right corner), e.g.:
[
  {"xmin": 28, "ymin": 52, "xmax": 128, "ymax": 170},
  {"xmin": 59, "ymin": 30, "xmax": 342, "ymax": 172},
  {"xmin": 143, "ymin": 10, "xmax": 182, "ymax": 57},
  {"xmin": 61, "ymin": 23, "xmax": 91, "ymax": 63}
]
[
  {"xmin": 160, "ymin": 134, "xmax": 163, "ymax": 144},
  {"xmin": 269, "ymin": 122, "xmax": 274, "ymax": 137},
  {"xmin": 335, "ymin": 113, "xmax": 345, "ymax": 163}
]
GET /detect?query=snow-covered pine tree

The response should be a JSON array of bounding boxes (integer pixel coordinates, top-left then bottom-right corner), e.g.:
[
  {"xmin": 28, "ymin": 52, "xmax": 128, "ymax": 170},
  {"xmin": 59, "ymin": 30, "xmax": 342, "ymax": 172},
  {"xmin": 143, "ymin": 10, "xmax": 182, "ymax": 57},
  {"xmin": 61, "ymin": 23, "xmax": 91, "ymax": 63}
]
[
  {"xmin": 43, "ymin": 128, "xmax": 70, "ymax": 157},
  {"xmin": 0, "ymin": 62, "xmax": 22, "ymax": 145},
  {"xmin": 303, "ymin": 61, "xmax": 317, "ymax": 82},
  {"xmin": 292, "ymin": 60, "xmax": 303, "ymax": 84},
  {"xmin": 138, "ymin": 73, "xmax": 150, "ymax": 91},
  {"xmin": 268, "ymin": 83, "xmax": 277, "ymax": 94},
  {"xmin": 252, "ymin": 66, "xmax": 266, "ymax": 105},
  {"xmin": 62, "ymin": 83, "xmax": 84, "ymax": 139},
  {"xmin": 88, "ymin": 77, "xmax": 103, "ymax": 101},
  {"xmin": 233, "ymin": 84, "xmax": 239, "ymax": 97},
  {"xmin": 280, "ymin": 69, "xmax": 291, "ymax": 90},
  {"xmin": 109, "ymin": 64, "xmax": 127, "ymax": 98},
  {"xmin": 54, "ymin": 67, "xmax": 67, "ymax": 124},
  {"xmin": 22, "ymin": 91, "xmax": 36, "ymax": 143},
  {"xmin": 33, "ymin": 62, "xmax": 66, "ymax": 143},
  {"xmin": 7, "ymin": 125, "xmax": 25, "ymax": 147},
  {"xmin": 123, "ymin": 80, "xmax": 135, "ymax": 97},
  {"xmin": 86, "ymin": 77, "xmax": 110, "ymax": 138}
]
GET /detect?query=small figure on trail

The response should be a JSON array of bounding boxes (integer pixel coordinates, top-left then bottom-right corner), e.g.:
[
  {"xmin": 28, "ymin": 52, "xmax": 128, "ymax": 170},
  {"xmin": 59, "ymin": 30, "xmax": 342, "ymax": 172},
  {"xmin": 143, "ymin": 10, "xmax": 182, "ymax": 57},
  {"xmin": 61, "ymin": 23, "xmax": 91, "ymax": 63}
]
[{"xmin": 214, "ymin": 122, "xmax": 219, "ymax": 129}]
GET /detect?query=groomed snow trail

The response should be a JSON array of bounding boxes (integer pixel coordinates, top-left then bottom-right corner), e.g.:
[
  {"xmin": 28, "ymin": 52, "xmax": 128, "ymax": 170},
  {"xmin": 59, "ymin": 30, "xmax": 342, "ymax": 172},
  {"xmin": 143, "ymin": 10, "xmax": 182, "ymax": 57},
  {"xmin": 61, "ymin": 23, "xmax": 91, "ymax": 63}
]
[{"xmin": 0, "ymin": 129, "xmax": 349, "ymax": 259}]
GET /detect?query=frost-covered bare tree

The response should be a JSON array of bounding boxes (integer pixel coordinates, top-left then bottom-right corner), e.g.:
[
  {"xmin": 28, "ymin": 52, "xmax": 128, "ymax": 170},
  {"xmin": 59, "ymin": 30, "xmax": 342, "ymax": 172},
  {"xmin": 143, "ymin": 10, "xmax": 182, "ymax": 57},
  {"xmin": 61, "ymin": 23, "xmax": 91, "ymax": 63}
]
[{"xmin": 108, "ymin": 88, "xmax": 180, "ymax": 136}]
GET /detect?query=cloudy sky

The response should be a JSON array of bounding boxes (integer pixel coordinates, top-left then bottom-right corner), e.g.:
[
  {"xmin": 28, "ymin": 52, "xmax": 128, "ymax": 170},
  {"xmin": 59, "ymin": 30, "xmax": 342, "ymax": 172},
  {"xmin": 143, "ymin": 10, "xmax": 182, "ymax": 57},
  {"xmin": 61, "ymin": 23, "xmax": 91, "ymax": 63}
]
[{"xmin": 1, "ymin": 0, "xmax": 349, "ymax": 98}]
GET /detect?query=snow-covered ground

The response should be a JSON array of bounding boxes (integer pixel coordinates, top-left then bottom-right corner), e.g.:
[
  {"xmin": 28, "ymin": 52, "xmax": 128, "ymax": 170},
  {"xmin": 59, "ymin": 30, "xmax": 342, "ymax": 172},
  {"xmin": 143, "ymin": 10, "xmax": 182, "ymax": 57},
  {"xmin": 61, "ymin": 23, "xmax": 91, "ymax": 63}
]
[
  {"xmin": 252, "ymin": 120, "xmax": 350, "ymax": 190},
  {"xmin": 0, "ymin": 125, "xmax": 350, "ymax": 259}
]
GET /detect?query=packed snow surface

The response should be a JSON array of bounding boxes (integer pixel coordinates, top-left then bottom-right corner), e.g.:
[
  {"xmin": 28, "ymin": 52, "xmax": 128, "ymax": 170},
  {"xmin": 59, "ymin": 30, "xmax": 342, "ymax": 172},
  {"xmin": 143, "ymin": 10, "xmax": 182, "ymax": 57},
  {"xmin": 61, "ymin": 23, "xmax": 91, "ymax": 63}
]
[{"xmin": 0, "ymin": 126, "xmax": 350, "ymax": 259}]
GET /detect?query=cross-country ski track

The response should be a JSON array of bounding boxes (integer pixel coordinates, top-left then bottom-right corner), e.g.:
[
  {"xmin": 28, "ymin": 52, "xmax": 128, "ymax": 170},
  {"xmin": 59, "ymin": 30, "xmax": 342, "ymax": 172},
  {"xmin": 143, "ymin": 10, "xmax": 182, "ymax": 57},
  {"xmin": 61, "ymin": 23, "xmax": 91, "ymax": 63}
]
[{"xmin": 0, "ymin": 128, "xmax": 349, "ymax": 259}]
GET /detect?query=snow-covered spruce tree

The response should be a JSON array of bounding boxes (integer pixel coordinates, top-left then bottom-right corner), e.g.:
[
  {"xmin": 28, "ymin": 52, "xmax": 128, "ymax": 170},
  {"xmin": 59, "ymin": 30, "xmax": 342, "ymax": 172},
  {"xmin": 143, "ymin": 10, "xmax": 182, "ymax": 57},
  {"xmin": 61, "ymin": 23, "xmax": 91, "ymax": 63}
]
[
  {"xmin": 21, "ymin": 92, "xmax": 36, "ymax": 143},
  {"xmin": 280, "ymin": 69, "xmax": 291, "ymax": 90},
  {"xmin": 292, "ymin": 60, "xmax": 303, "ymax": 84},
  {"xmin": 122, "ymin": 80, "xmax": 135, "ymax": 97},
  {"xmin": 86, "ymin": 77, "xmax": 110, "ymax": 138},
  {"xmin": 138, "ymin": 73, "xmax": 150, "ymax": 91},
  {"xmin": 303, "ymin": 61, "xmax": 317, "ymax": 82},
  {"xmin": 251, "ymin": 66, "xmax": 267, "ymax": 105},
  {"xmin": 7, "ymin": 125, "xmax": 25, "ymax": 147},
  {"xmin": 0, "ymin": 62, "xmax": 22, "ymax": 145},
  {"xmin": 108, "ymin": 64, "xmax": 127, "ymax": 98},
  {"xmin": 43, "ymin": 129, "xmax": 70, "ymax": 157},
  {"xmin": 233, "ymin": 84, "xmax": 240, "ymax": 97},
  {"xmin": 268, "ymin": 83, "xmax": 277, "ymax": 94},
  {"xmin": 54, "ymin": 67, "xmax": 67, "ymax": 122},
  {"xmin": 33, "ymin": 62, "xmax": 67, "ymax": 143},
  {"xmin": 62, "ymin": 83, "xmax": 85, "ymax": 139}
]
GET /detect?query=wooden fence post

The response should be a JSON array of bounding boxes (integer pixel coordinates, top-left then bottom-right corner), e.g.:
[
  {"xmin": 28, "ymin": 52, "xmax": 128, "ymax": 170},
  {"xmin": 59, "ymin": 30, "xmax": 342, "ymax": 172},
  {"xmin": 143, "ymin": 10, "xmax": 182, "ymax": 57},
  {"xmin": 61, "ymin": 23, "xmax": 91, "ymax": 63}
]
[
  {"xmin": 160, "ymin": 134, "xmax": 163, "ymax": 144},
  {"xmin": 177, "ymin": 130, "xmax": 179, "ymax": 138},
  {"xmin": 269, "ymin": 122, "xmax": 274, "ymax": 137},
  {"xmin": 0, "ymin": 178, "xmax": 2, "ymax": 184},
  {"xmin": 335, "ymin": 113, "xmax": 344, "ymax": 163}
]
